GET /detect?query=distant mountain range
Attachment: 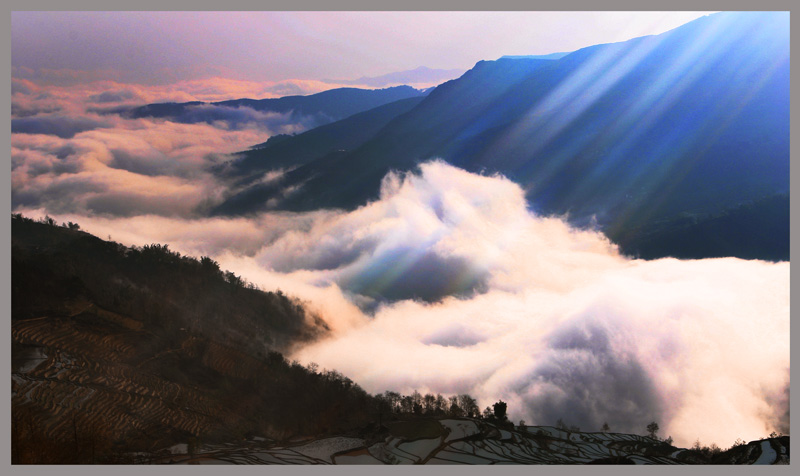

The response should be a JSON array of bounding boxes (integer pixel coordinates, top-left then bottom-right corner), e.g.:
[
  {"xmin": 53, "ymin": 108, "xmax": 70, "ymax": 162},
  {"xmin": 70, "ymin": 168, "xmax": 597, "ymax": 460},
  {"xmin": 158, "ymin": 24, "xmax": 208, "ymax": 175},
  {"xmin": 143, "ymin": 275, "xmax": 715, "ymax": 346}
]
[
  {"xmin": 113, "ymin": 86, "xmax": 426, "ymax": 128},
  {"xmin": 327, "ymin": 66, "xmax": 467, "ymax": 88},
  {"xmin": 213, "ymin": 11, "xmax": 789, "ymax": 261},
  {"xmin": 500, "ymin": 52, "xmax": 570, "ymax": 60}
]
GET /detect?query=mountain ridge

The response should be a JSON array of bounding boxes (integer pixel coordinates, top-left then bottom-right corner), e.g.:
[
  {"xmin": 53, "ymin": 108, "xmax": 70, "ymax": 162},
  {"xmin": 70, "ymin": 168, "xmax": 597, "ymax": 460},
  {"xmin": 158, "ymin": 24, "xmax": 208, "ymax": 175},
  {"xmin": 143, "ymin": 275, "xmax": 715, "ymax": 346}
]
[
  {"xmin": 327, "ymin": 66, "xmax": 467, "ymax": 88},
  {"xmin": 112, "ymin": 86, "xmax": 426, "ymax": 130},
  {"xmin": 217, "ymin": 96, "xmax": 427, "ymax": 186},
  {"xmin": 213, "ymin": 11, "xmax": 789, "ymax": 261}
]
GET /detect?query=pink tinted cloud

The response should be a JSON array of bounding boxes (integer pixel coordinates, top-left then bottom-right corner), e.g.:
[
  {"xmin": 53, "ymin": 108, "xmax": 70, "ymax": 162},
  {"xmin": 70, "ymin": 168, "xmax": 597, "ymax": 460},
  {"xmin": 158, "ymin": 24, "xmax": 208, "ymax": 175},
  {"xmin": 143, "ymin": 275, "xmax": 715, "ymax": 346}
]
[
  {"xmin": 11, "ymin": 113, "xmax": 274, "ymax": 216},
  {"xmin": 13, "ymin": 74, "xmax": 349, "ymax": 111}
]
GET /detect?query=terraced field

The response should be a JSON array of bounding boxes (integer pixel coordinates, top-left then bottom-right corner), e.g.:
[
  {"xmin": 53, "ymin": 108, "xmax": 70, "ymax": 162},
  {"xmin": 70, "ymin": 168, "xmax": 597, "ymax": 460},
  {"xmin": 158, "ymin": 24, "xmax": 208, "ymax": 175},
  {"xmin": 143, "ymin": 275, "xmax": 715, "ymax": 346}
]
[
  {"xmin": 146, "ymin": 419, "xmax": 791, "ymax": 465},
  {"xmin": 11, "ymin": 309, "xmax": 269, "ymax": 455}
]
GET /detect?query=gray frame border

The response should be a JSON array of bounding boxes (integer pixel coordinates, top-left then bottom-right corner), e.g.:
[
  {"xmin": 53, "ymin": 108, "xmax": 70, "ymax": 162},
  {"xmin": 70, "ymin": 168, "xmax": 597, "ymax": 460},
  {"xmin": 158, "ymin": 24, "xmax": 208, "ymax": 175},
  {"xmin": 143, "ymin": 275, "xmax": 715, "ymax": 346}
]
[{"xmin": 3, "ymin": 1, "xmax": 795, "ymax": 476}]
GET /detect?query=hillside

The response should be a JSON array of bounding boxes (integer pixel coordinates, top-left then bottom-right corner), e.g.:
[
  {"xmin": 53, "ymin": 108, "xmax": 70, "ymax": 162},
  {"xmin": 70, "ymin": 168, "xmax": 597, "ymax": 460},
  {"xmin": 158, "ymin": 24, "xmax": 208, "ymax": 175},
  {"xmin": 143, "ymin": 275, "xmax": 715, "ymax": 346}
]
[{"xmin": 11, "ymin": 216, "xmax": 377, "ymax": 463}]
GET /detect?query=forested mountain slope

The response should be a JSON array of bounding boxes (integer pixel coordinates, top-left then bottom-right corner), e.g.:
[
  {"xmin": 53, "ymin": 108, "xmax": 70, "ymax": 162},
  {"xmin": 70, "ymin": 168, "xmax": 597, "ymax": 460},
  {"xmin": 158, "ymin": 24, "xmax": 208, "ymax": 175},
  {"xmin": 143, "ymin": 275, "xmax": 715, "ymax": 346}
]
[{"xmin": 11, "ymin": 216, "xmax": 375, "ymax": 463}]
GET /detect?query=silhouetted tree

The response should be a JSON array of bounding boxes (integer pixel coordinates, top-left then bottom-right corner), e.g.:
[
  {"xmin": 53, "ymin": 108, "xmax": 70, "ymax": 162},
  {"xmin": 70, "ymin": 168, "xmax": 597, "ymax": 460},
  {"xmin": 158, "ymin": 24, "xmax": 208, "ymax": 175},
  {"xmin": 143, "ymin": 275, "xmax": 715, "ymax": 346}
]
[
  {"xmin": 692, "ymin": 439, "xmax": 703, "ymax": 451},
  {"xmin": 400, "ymin": 395, "xmax": 413, "ymax": 414},
  {"xmin": 384, "ymin": 391, "xmax": 401, "ymax": 413},
  {"xmin": 411, "ymin": 390, "xmax": 422, "ymax": 408},
  {"xmin": 446, "ymin": 396, "xmax": 462, "ymax": 417},
  {"xmin": 200, "ymin": 256, "xmax": 221, "ymax": 276},
  {"xmin": 492, "ymin": 400, "xmax": 508, "ymax": 422},
  {"xmin": 435, "ymin": 394, "xmax": 447, "ymax": 414},
  {"xmin": 601, "ymin": 422, "xmax": 610, "ymax": 432},
  {"xmin": 647, "ymin": 421, "xmax": 659, "ymax": 439},
  {"xmin": 423, "ymin": 393, "xmax": 436, "ymax": 414},
  {"xmin": 458, "ymin": 394, "xmax": 479, "ymax": 418}
]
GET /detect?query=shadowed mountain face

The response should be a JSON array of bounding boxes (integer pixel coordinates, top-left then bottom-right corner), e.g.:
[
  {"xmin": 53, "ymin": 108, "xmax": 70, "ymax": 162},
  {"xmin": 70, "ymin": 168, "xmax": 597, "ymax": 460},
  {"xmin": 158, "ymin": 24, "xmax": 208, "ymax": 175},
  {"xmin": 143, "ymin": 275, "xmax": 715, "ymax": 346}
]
[
  {"xmin": 116, "ymin": 86, "xmax": 426, "ymax": 129},
  {"xmin": 217, "ymin": 96, "xmax": 426, "ymax": 186},
  {"xmin": 214, "ymin": 12, "xmax": 789, "ymax": 260}
]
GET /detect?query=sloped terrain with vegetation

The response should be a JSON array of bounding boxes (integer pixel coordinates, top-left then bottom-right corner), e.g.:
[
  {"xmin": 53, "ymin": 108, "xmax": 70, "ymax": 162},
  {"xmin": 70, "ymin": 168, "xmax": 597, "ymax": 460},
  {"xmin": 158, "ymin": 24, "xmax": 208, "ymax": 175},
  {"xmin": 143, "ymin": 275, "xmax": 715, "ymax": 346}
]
[{"xmin": 11, "ymin": 216, "xmax": 375, "ymax": 463}]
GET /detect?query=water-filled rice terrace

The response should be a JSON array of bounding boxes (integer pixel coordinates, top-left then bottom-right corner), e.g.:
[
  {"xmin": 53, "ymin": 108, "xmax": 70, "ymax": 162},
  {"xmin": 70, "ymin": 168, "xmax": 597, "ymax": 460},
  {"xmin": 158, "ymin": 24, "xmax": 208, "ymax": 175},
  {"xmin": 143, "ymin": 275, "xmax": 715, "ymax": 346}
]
[{"xmin": 152, "ymin": 419, "xmax": 789, "ymax": 465}]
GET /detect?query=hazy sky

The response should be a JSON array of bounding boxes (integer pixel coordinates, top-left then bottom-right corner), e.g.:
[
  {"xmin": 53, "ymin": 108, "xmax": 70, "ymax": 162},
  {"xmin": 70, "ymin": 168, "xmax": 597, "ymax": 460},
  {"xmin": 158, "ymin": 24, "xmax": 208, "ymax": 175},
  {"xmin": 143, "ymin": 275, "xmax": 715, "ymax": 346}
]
[{"xmin": 12, "ymin": 11, "xmax": 713, "ymax": 85}]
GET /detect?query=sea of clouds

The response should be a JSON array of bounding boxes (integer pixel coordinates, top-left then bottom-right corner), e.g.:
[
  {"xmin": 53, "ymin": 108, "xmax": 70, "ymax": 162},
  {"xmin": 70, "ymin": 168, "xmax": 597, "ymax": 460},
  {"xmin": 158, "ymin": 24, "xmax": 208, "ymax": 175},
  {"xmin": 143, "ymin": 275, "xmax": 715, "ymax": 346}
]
[
  {"xmin": 10, "ymin": 76, "xmax": 345, "ymax": 218},
  {"xmin": 11, "ymin": 77, "xmax": 789, "ymax": 449}
]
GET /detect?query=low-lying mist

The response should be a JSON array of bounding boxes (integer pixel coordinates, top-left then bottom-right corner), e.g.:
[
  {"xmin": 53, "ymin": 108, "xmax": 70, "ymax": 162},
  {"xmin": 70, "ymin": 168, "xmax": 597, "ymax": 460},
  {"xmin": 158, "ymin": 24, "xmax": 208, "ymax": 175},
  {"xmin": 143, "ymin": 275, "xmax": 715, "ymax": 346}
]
[{"xmin": 17, "ymin": 161, "xmax": 790, "ymax": 449}]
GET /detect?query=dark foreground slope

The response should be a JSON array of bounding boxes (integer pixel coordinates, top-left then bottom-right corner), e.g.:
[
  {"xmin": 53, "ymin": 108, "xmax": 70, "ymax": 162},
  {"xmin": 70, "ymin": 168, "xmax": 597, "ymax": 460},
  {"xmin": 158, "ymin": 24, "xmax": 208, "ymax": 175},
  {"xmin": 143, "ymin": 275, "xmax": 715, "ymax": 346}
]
[
  {"xmin": 215, "ymin": 12, "xmax": 789, "ymax": 261},
  {"xmin": 11, "ymin": 216, "xmax": 376, "ymax": 463}
]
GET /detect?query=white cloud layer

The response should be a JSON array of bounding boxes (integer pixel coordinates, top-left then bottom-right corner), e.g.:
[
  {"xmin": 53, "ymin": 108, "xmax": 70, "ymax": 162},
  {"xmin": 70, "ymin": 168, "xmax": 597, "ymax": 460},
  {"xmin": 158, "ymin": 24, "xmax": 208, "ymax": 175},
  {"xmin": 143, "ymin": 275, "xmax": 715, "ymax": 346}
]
[{"xmin": 20, "ymin": 161, "xmax": 789, "ymax": 449}]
